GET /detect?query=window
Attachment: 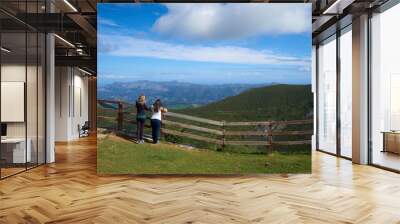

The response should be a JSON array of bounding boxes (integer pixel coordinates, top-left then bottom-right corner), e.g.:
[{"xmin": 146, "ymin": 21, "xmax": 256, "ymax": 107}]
[
  {"xmin": 370, "ymin": 3, "xmax": 400, "ymax": 171},
  {"xmin": 317, "ymin": 35, "xmax": 337, "ymax": 154},
  {"xmin": 339, "ymin": 27, "xmax": 352, "ymax": 158}
]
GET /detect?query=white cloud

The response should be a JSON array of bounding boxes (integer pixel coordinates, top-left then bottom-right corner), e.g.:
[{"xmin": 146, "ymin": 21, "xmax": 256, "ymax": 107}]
[
  {"xmin": 99, "ymin": 34, "xmax": 309, "ymax": 66},
  {"xmin": 98, "ymin": 17, "xmax": 119, "ymax": 27},
  {"xmin": 102, "ymin": 74, "xmax": 129, "ymax": 80},
  {"xmin": 152, "ymin": 3, "xmax": 311, "ymax": 40}
]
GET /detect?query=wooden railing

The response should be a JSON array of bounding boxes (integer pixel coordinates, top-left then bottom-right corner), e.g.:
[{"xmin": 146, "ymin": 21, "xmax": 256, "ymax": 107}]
[{"xmin": 98, "ymin": 99, "xmax": 313, "ymax": 153}]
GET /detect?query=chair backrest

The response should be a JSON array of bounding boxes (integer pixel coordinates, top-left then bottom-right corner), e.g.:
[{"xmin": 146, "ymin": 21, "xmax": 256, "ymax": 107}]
[{"xmin": 82, "ymin": 121, "xmax": 90, "ymax": 129}]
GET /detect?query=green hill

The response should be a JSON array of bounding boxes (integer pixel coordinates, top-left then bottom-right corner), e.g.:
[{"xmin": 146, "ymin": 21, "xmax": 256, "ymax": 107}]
[{"xmin": 176, "ymin": 84, "xmax": 313, "ymax": 122}]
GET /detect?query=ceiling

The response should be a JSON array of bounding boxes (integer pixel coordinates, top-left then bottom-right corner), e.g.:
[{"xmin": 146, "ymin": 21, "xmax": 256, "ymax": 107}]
[
  {"xmin": 0, "ymin": 0, "xmax": 394, "ymax": 75},
  {"xmin": 0, "ymin": 0, "xmax": 97, "ymax": 74}
]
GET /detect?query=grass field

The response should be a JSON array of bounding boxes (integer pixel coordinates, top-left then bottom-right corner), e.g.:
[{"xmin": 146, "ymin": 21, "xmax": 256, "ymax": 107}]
[{"xmin": 97, "ymin": 135, "xmax": 311, "ymax": 174}]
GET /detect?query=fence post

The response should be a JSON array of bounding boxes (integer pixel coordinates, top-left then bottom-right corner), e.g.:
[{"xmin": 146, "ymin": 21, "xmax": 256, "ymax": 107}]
[
  {"xmin": 117, "ymin": 102, "xmax": 123, "ymax": 131},
  {"xmin": 221, "ymin": 120, "xmax": 226, "ymax": 151},
  {"xmin": 268, "ymin": 123, "xmax": 273, "ymax": 154}
]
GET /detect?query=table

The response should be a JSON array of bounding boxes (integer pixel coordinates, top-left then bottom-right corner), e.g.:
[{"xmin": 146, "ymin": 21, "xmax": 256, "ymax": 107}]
[
  {"xmin": 1, "ymin": 138, "xmax": 31, "ymax": 163},
  {"xmin": 382, "ymin": 131, "xmax": 400, "ymax": 154}
]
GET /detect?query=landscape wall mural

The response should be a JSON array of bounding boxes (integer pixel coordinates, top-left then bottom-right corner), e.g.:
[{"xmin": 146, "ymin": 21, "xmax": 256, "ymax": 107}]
[{"xmin": 97, "ymin": 3, "xmax": 313, "ymax": 174}]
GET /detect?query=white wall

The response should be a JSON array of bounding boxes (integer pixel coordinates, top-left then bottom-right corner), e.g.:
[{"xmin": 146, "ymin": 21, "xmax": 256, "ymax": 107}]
[
  {"xmin": 55, "ymin": 67, "xmax": 69, "ymax": 141},
  {"xmin": 1, "ymin": 65, "xmax": 41, "ymax": 139},
  {"xmin": 55, "ymin": 67, "xmax": 89, "ymax": 141},
  {"xmin": 1, "ymin": 63, "xmax": 46, "ymax": 164},
  {"xmin": 1, "ymin": 65, "xmax": 26, "ymax": 138},
  {"xmin": 72, "ymin": 73, "xmax": 89, "ymax": 138}
]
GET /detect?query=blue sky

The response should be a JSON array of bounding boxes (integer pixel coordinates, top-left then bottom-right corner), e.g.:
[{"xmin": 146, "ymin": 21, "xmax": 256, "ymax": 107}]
[{"xmin": 98, "ymin": 3, "xmax": 311, "ymax": 85}]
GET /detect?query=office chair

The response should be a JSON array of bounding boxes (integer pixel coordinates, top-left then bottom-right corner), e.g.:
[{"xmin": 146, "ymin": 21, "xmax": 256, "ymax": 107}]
[{"xmin": 79, "ymin": 121, "xmax": 90, "ymax": 138}]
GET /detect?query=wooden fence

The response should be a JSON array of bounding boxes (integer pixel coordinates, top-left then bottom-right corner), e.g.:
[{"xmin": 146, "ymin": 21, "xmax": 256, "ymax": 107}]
[{"xmin": 98, "ymin": 99, "xmax": 313, "ymax": 153}]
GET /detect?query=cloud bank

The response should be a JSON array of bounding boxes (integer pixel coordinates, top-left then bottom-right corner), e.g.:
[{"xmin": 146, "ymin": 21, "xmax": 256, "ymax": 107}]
[
  {"xmin": 99, "ymin": 34, "xmax": 309, "ymax": 66},
  {"xmin": 152, "ymin": 3, "xmax": 311, "ymax": 40}
]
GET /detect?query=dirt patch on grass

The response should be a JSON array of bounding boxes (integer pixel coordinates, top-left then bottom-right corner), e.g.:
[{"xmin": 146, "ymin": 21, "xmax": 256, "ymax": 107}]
[{"xmin": 99, "ymin": 133, "xmax": 133, "ymax": 143}]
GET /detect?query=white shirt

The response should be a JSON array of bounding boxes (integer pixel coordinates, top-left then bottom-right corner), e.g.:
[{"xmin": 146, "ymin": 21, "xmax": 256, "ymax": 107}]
[{"xmin": 151, "ymin": 108, "xmax": 162, "ymax": 121}]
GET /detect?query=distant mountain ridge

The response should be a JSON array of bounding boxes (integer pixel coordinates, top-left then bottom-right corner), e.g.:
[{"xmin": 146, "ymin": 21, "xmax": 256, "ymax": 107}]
[
  {"xmin": 98, "ymin": 80, "xmax": 271, "ymax": 108},
  {"xmin": 177, "ymin": 84, "xmax": 313, "ymax": 121}
]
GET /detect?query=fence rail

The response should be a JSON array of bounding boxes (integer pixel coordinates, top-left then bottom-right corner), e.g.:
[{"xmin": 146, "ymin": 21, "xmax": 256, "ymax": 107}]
[
  {"xmin": 98, "ymin": 99, "xmax": 313, "ymax": 153},
  {"xmin": 161, "ymin": 128, "xmax": 223, "ymax": 145}
]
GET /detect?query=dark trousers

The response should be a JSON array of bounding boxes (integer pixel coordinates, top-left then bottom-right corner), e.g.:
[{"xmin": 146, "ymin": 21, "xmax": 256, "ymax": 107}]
[
  {"xmin": 136, "ymin": 118, "xmax": 146, "ymax": 140},
  {"xmin": 151, "ymin": 119, "xmax": 161, "ymax": 143}
]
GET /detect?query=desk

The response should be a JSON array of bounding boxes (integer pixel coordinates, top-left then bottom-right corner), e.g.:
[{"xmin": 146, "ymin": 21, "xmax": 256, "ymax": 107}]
[
  {"xmin": 1, "ymin": 138, "xmax": 31, "ymax": 163},
  {"xmin": 382, "ymin": 131, "xmax": 400, "ymax": 154}
]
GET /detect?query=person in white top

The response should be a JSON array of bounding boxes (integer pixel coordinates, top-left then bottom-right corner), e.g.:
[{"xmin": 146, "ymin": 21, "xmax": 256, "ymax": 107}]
[{"xmin": 151, "ymin": 99, "xmax": 168, "ymax": 144}]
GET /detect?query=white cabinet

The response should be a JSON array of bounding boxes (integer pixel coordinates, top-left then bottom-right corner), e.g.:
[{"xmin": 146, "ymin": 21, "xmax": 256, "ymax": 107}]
[{"xmin": 1, "ymin": 138, "xmax": 32, "ymax": 163}]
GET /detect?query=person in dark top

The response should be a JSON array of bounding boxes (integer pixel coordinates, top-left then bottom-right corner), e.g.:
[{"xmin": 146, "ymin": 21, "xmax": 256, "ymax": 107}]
[{"xmin": 136, "ymin": 94, "xmax": 149, "ymax": 144}]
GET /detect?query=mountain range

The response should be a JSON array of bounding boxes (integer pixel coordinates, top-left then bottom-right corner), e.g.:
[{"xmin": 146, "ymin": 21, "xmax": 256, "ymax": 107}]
[{"xmin": 98, "ymin": 80, "xmax": 271, "ymax": 108}]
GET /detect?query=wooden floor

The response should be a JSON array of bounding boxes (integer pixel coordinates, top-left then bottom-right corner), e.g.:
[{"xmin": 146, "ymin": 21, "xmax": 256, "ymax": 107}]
[
  {"xmin": 373, "ymin": 150, "xmax": 400, "ymax": 171},
  {"xmin": 1, "ymin": 167, "xmax": 26, "ymax": 178},
  {"xmin": 1, "ymin": 136, "xmax": 400, "ymax": 223}
]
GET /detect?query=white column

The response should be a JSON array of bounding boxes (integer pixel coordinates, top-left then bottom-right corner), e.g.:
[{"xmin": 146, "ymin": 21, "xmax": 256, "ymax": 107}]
[
  {"xmin": 352, "ymin": 14, "xmax": 369, "ymax": 164},
  {"xmin": 46, "ymin": 32, "xmax": 55, "ymax": 163},
  {"xmin": 45, "ymin": 0, "xmax": 56, "ymax": 164}
]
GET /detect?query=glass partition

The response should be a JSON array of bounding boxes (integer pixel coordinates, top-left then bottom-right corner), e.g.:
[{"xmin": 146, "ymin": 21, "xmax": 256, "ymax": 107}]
[
  {"xmin": 317, "ymin": 35, "xmax": 337, "ymax": 154},
  {"xmin": 1, "ymin": 30, "xmax": 28, "ymax": 177},
  {"xmin": 0, "ymin": 1, "xmax": 46, "ymax": 179},
  {"xmin": 370, "ymin": 3, "xmax": 400, "ymax": 171}
]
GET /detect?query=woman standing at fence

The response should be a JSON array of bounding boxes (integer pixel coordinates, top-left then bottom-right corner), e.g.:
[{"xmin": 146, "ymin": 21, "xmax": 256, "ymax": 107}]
[
  {"xmin": 136, "ymin": 95, "xmax": 149, "ymax": 144},
  {"xmin": 151, "ymin": 99, "xmax": 168, "ymax": 144}
]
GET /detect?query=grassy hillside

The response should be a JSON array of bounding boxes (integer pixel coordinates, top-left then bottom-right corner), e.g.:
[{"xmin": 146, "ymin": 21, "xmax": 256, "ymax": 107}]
[
  {"xmin": 97, "ymin": 85, "xmax": 313, "ymax": 174},
  {"xmin": 98, "ymin": 136, "xmax": 311, "ymax": 174},
  {"xmin": 176, "ymin": 84, "xmax": 313, "ymax": 122},
  {"xmin": 97, "ymin": 84, "xmax": 313, "ymax": 155}
]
